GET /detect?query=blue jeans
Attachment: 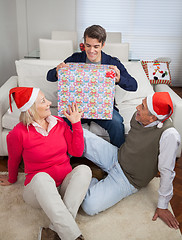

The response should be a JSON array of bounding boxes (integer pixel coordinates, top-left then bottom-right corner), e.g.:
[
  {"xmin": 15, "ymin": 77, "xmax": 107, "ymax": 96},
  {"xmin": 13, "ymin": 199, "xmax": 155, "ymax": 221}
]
[
  {"xmin": 81, "ymin": 129, "xmax": 138, "ymax": 216},
  {"xmin": 64, "ymin": 108, "xmax": 125, "ymax": 148}
]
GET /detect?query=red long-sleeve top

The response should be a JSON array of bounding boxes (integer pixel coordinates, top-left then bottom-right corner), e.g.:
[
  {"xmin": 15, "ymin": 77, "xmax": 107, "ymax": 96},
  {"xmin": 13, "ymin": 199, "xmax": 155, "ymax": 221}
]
[{"xmin": 7, "ymin": 116, "xmax": 84, "ymax": 186}]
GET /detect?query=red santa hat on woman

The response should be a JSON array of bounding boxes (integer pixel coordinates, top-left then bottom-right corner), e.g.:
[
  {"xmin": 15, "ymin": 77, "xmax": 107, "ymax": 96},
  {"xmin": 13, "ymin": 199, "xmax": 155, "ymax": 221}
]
[
  {"xmin": 9, "ymin": 87, "xmax": 40, "ymax": 112},
  {"xmin": 146, "ymin": 92, "xmax": 173, "ymax": 128}
]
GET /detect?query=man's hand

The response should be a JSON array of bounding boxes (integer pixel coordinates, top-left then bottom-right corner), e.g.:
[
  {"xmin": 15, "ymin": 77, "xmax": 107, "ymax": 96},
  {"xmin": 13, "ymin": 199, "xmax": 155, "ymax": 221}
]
[
  {"xmin": 0, "ymin": 175, "xmax": 12, "ymax": 186},
  {"xmin": 56, "ymin": 62, "xmax": 69, "ymax": 77},
  {"xmin": 109, "ymin": 65, "xmax": 120, "ymax": 83},
  {"xmin": 152, "ymin": 208, "xmax": 179, "ymax": 229},
  {"xmin": 63, "ymin": 102, "xmax": 83, "ymax": 124}
]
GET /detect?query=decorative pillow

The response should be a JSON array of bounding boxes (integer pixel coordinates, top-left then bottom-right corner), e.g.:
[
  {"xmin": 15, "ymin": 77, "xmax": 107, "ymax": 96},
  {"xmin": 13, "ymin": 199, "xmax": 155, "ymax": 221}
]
[{"xmin": 141, "ymin": 60, "xmax": 171, "ymax": 85}]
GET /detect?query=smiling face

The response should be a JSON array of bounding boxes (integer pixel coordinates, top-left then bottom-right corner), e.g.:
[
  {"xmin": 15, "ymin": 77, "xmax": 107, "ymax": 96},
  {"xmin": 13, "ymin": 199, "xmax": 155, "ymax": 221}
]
[
  {"xmin": 135, "ymin": 98, "xmax": 157, "ymax": 126},
  {"xmin": 34, "ymin": 91, "xmax": 52, "ymax": 120},
  {"xmin": 84, "ymin": 37, "xmax": 105, "ymax": 63}
]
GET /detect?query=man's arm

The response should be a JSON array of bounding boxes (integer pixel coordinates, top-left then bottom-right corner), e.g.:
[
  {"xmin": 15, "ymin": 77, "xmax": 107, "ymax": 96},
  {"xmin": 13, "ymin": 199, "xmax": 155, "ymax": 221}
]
[
  {"xmin": 47, "ymin": 67, "xmax": 57, "ymax": 82},
  {"xmin": 153, "ymin": 127, "xmax": 181, "ymax": 229},
  {"xmin": 47, "ymin": 61, "xmax": 70, "ymax": 82},
  {"xmin": 47, "ymin": 52, "xmax": 86, "ymax": 82},
  {"xmin": 115, "ymin": 59, "xmax": 137, "ymax": 91},
  {"xmin": 46, "ymin": 54, "xmax": 75, "ymax": 82},
  {"xmin": 103, "ymin": 54, "xmax": 137, "ymax": 91}
]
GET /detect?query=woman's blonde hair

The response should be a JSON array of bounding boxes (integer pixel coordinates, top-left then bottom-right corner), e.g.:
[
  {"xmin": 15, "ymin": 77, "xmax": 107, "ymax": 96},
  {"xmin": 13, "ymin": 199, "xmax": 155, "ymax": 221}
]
[{"xmin": 19, "ymin": 102, "xmax": 39, "ymax": 125}]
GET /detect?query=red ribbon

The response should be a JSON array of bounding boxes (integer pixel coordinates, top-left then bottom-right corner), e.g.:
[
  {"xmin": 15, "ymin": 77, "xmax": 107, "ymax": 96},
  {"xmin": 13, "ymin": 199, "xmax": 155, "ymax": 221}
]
[
  {"xmin": 106, "ymin": 70, "xmax": 116, "ymax": 79},
  {"xmin": 79, "ymin": 43, "xmax": 85, "ymax": 52}
]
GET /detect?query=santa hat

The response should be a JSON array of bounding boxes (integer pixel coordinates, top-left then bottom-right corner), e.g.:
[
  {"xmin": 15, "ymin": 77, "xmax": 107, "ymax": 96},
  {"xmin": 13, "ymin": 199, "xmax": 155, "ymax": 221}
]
[
  {"xmin": 9, "ymin": 87, "xmax": 40, "ymax": 112},
  {"xmin": 146, "ymin": 92, "xmax": 173, "ymax": 128}
]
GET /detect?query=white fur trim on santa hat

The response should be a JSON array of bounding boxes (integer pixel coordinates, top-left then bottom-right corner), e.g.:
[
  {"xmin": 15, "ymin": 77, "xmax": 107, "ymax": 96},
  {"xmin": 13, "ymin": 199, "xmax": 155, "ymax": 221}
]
[
  {"xmin": 146, "ymin": 94, "xmax": 168, "ymax": 121},
  {"xmin": 19, "ymin": 88, "xmax": 40, "ymax": 112}
]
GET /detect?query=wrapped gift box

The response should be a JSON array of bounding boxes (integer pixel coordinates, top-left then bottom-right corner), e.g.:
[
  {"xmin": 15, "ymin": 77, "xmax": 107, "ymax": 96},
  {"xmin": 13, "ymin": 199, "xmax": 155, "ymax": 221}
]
[{"xmin": 58, "ymin": 63, "xmax": 115, "ymax": 119}]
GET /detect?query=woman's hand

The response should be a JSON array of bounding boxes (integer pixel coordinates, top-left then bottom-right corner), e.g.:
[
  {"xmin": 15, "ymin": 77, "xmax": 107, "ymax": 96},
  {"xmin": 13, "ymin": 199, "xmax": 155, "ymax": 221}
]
[
  {"xmin": 0, "ymin": 175, "xmax": 12, "ymax": 186},
  {"xmin": 63, "ymin": 102, "xmax": 83, "ymax": 124}
]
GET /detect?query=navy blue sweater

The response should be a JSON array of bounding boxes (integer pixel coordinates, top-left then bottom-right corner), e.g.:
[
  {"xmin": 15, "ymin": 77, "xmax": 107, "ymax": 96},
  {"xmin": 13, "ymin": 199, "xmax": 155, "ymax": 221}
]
[{"xmin": 47, "ymin": 51, "xmax": 138, "ymax": 91}]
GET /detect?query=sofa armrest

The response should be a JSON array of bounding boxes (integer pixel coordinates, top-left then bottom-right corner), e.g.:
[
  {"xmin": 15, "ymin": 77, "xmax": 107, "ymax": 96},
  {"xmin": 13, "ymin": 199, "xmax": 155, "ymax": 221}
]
[
  {"xmin": 153, "ymin": 84, "xmax": 182, "ymax": 157},
  {"xmin": 0, "ymin": 76, "xmax": 18, "ymax": 129}
]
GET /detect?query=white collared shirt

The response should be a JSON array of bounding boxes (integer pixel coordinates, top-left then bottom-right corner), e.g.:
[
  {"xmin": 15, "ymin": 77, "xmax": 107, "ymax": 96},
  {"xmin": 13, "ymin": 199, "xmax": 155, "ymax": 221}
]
[{"xmin": 32, "ymin": 115, "xmax": 60, "ymax": 136}]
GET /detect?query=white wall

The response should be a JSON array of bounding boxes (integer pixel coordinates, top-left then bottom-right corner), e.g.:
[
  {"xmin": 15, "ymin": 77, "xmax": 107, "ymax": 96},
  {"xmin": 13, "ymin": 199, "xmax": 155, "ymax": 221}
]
[
  {"xmin": 0, "ymin": 0, "xmax": 181, "ymax": 86},
  {"xmin": 0, "ymin": 0, "xmax": 76, "ymax": 86},
  {"xmin": 16, "ymin": 0, "xmax": 76, "ymax": 58},
  {"xmin": 0, "ymin": 0, "xmax": 19, "ymax": 86}
]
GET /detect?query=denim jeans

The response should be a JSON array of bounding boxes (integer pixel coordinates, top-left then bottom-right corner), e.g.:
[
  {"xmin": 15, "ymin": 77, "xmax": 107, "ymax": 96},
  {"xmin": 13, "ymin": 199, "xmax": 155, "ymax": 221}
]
[
  {"xmin": 64, "ymin": 108, "xmax": 125, "ymax": 148},
  {"xmin": 81, "ymin": 129, "xmax": 138, "ymax": 216}
]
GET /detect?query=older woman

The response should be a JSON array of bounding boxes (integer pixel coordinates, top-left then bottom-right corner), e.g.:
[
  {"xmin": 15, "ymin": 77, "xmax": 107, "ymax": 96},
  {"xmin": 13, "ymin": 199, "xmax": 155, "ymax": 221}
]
[{"xmin": 0, "ymin": 87, "xmax": 91, "ymax": 240}]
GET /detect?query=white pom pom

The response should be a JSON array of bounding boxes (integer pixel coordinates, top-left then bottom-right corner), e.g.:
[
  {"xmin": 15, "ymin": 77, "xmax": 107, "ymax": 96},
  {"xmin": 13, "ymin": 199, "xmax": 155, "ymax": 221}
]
[{"xmin": 157, "ymin": 122, "xmax": 163, "ymax": 128}]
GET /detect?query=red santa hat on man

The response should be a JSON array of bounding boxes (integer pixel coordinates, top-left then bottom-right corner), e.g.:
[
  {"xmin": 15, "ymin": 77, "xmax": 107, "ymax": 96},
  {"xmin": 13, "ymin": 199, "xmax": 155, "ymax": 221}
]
[
  {"xmin": 146, "ymin": 92, "xmax": 173, "ymax": 128},
  {"xmin": 9, "ymin": 87, "xmax": 40, "ymax": 112}
]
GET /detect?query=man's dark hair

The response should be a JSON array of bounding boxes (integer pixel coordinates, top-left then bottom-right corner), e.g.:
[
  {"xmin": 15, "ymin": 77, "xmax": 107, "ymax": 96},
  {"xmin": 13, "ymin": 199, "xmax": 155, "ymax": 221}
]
[{"xmin": 84, "ymin": 25, "xmax": 106, "ymax": 45}]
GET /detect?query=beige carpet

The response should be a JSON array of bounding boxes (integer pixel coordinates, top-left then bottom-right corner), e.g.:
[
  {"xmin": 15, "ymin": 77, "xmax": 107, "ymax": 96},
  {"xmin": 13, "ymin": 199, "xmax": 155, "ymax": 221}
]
[{"xmin": 0, "ymin": 173, "xmax": 181, "ymax": 240}]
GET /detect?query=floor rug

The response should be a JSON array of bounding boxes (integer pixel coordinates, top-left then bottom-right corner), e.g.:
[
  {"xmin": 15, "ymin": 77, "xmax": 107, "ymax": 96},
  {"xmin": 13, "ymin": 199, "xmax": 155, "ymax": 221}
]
[{"xmin": 0, "ymin": 173, "xmax": 181, "ymax": 240}]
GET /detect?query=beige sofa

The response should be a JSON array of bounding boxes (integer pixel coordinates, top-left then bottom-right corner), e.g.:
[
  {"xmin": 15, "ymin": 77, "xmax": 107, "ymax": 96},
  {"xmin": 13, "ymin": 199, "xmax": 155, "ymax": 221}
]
[{"xmin": 0, "ymin": 59, "xmax": 181, "ymax": 157}]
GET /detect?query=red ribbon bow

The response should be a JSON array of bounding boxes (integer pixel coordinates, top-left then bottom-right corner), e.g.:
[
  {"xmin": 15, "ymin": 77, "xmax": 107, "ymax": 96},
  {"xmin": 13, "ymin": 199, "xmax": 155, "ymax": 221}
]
[
  {"xmin": 79, "ymin": 43, "xmax": 85, "ymax": 52},
  {"xmin": 105, "ymin": 70, "xmax": 116, "ymax": 79}
]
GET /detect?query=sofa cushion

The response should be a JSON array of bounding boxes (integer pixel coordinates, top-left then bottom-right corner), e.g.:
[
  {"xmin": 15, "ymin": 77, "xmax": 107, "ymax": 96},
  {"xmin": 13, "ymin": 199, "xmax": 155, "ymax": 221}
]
[
  {"xmin": 117, "ymin": 101, "xmax": 139, "ymax": 134},
  {"xmin": 115, "ymin": 61, "xmax": 154, "ymax": 105},
  {"xmin": 115, "ymin": 61, "xmax": 154, "ymax": 133},
  {"xmin": 2, "ymin": 102, "xmax": 59, "ymax": 130},
  {"xmin": 2, "ymin": 101, "xmax": 21, "ymax": 130},
  {"xmin": 12, "ymin": 60, "xmax": 154, "ymax": 137},
  {"xmin": 56, "ymin": 61, "xmax": 150, "ymax": 138},
  {"xmin": 15, "ymin": 60, "xmax": 61, "ymax": 107}
]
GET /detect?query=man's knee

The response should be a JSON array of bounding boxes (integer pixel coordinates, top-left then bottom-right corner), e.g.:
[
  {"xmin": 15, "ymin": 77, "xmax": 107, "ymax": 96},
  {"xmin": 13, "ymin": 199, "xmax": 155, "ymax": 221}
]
[
  {"xmin": 112, "ymin": 112, "xmax": 124, "ymax": 126},
  {"xmin": 110, "ymin": 116, "xmax": 125, "ymax": 136},
  {"xmin": 81, "ymin": 197, "xmax": 100, "ymax": 216}
]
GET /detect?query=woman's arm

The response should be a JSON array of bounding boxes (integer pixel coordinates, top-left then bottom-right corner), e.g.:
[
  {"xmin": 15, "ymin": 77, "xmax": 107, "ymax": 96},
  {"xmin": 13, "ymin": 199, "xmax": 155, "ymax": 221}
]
[
  {"xmin": 63, "ymin": 103, "xmax": 84, "ymax": 157},
  {"xmin": 7, "ymin": 125, "xmax": 24, "ymax": 184}
]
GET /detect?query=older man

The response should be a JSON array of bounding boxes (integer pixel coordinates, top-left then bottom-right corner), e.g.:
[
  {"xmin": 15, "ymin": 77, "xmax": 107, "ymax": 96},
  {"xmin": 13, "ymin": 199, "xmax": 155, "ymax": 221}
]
[{"xmin": 82, "ymin": 92, "xmax": 181, "ymax": 229}]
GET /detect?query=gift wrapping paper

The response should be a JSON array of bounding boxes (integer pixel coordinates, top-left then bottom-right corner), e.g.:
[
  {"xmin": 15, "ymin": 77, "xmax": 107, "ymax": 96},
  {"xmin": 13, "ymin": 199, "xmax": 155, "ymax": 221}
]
[{"xmin": 58, "ymin": 63, "xmax": 115, "ymax": 119}]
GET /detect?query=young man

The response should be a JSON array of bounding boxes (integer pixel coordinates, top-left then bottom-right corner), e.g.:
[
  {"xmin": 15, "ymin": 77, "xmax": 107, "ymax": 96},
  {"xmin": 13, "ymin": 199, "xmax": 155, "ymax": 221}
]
[
  {"xmin": 47, "ymin": 25, "xmax": 138, "ymax": 148},
  {"xmin": 81, "ymin": 92, "xmax": 181, "ymax": 230}
]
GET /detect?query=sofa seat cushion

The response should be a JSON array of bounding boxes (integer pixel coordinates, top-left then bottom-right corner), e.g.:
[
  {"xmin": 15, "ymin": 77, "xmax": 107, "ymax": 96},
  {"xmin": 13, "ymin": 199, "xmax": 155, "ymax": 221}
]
[
  {"xmin": 2, "ymin": 105, "xmax": 20, "ymax": 130},
  {"xmin": 89, "ymin": 122, "xmax": 110, "ymax": 141},
  {"xmin": 2, "ymin": 101, "xmax": 59, "ymax": 130},
  {"xmin": 115, "ymin": 61, "xmax": 154, "ymax": 104},
  {"xmin": 7, "ymin": 60, "xmax": 154, "ymax": 140},
  {"xmin": 114, "ymin": 61, "xmax": 155, "ymax": 133},
  {"xmin": 118, "ymin": 101, "xmax": 140, "ymax": 134}
]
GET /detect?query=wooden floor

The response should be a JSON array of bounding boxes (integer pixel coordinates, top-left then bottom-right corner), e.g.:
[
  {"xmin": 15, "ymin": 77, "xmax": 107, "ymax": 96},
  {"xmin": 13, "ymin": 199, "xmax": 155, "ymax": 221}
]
[
  {"xmin": 0, "ymin": 86, "xmax": 182, "ymax": 234},
  {"xmin": 170, "ymin": 86, "xmax": 182, "ymax": 234}
]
